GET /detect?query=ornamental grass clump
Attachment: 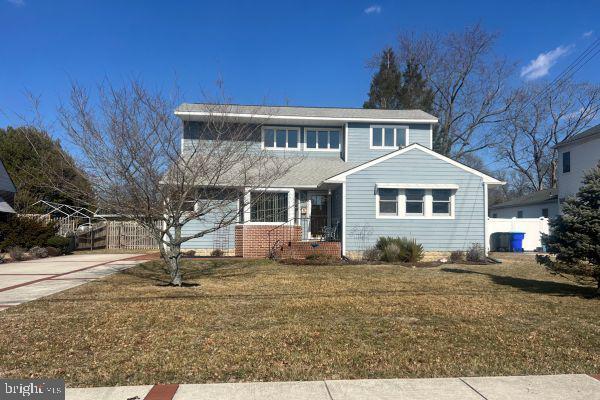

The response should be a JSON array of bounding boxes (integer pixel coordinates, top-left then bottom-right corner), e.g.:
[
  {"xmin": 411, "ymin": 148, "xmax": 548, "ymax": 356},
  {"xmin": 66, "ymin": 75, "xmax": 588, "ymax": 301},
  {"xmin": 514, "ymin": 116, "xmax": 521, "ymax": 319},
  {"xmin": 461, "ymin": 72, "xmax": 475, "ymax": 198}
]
[{"xmin": 375, "ymin": 236, "xmax": 424, "ymax": 263}]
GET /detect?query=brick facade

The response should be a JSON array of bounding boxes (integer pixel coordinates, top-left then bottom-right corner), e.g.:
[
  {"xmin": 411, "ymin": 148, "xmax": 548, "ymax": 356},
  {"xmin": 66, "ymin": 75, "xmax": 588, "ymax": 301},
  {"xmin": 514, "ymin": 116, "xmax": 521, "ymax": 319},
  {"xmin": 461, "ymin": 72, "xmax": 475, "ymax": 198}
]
[
  {"xmin": 234, "ymin": 225, "xmax": 302, "ymax": 258},
  {"xmin": 234, "ymin": 224, "xmax": 341, "ymax": 259}
]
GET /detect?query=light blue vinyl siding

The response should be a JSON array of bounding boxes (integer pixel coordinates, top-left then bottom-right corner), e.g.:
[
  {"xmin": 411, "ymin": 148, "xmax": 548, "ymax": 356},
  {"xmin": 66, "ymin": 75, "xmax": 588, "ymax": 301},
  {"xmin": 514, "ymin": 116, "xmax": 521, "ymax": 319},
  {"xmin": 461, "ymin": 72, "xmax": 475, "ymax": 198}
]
[
  {"xmin": 346, "ymin": 122, "xmax": 433, "ymax": 163},
  {"xmin": 183, "ymin": 122, "xmax": 344, "ymax": 159},
  {"xmin": 345, "ymin": 148, "xmax": 485, "ymax": 252},
  {"xmin": 407, "ymin": 124, "xmax": 432, "ymax": 147},
  {"xmin": 181, "ymin": 201, "xmax": 238, "ymax": 250}
]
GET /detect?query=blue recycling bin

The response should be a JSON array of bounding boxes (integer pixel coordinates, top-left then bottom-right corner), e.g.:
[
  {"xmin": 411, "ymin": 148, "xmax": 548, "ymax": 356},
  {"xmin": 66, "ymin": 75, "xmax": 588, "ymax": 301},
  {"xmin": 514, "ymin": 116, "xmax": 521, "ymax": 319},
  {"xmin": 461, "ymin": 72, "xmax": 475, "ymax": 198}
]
[{"xmin": 510, "ymin": 232, "xmax": 525, "ymax": 252}]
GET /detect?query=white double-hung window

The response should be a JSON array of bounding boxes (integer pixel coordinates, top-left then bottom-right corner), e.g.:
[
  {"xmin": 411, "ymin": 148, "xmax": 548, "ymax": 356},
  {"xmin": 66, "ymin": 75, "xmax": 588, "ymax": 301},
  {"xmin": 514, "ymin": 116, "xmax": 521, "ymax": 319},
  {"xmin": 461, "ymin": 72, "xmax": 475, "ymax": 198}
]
[
  {"xmin": 376, "ymin": 184, "xmax": 456, "ymax": 219},
  {"xmin": 305, "ymin": 128, "xmax": 341, "ymax": 151},
  {"xmin": 371, "ymin": 126, "xmax": 408, "ymax": 149},
  {"xmin": 262, "ymin": 127, "xmax": 300, "ymax": 150}
]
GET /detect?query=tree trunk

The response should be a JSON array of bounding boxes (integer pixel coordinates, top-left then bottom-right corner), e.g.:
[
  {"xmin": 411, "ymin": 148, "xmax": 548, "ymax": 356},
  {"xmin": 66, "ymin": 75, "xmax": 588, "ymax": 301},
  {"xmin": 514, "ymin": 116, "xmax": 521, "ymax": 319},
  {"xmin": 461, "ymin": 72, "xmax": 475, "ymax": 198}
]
[
  {"xmin": 167, "ymin": 249, "xmax": 182, "ymax": 286},
  {"xmin": 163, "ymin": 225, "xmax": 183, "ymax": 286}
]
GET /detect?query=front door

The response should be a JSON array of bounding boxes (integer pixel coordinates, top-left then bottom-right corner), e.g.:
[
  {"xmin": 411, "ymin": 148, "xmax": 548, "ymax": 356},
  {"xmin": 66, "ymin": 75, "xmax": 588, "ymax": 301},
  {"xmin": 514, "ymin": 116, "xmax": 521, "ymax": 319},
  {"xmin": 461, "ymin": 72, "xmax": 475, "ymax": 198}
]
[{"xmin": 309, "ymin": 193, "xmax": 328, "ymax": 238}]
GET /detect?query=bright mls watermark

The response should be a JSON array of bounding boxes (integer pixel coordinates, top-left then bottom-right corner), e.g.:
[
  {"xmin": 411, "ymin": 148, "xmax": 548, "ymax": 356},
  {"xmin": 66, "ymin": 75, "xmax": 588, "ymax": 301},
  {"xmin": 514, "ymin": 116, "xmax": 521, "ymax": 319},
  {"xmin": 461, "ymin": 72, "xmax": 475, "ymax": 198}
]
[{"xmin": 0, "ymin": 379, "xmax": 64, "ymax": 399}]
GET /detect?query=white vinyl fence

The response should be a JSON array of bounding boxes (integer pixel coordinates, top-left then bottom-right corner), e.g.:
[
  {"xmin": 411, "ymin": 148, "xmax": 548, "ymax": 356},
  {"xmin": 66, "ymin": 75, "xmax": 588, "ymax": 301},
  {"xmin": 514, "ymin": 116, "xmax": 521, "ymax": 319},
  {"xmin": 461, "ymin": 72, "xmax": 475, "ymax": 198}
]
[{"xmin": 487, "ymin": 217, "xmax": 549, "ymax": 252}]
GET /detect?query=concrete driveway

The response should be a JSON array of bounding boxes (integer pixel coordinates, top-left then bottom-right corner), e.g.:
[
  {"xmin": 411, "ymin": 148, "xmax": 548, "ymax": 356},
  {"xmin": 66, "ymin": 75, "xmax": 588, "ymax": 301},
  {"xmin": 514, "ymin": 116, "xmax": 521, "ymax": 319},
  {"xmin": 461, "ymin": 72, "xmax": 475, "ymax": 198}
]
[{"xmin": 0, "ymin": 253, "xmax": 144, "ymax": 310}]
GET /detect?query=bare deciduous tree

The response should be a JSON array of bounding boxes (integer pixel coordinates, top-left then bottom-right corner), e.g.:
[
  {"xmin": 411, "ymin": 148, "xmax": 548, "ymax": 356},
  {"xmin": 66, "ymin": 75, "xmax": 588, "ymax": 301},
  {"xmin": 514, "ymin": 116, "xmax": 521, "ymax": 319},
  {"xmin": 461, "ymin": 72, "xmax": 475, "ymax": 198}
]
[
  {"xmin": 495, "ymin": 81, "xmax": 600, "ymax": 191},
  {"xmin": 398, "ymin": 24, "xmax": 515, "ymax": 160},
  {"xmin": 36, "ymin": 80, "xmax": 301, "ymax": 285}
]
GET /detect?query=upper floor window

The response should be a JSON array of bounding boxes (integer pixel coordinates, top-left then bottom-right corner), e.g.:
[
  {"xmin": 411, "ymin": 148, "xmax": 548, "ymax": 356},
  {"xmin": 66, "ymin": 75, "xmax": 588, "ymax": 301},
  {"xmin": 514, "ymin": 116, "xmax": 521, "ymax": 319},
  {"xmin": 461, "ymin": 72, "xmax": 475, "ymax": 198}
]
[
  {"xmin": 517, "ymin": 210, "xmax": 523, "ymax": 218},
  {"xmin": 371, "ymin": 126, "xmax": 408, "ymax": 149},
  {"xmin": 262, "ymin": 127, "xmax": 300, "ymax": 150},
  {"xmin": 562, "ymin": 151, "xmax": 571, "ymax": 173},
  {"xmin": 305, "ymin": 128, "xmax": 340, "ymax": 151}
]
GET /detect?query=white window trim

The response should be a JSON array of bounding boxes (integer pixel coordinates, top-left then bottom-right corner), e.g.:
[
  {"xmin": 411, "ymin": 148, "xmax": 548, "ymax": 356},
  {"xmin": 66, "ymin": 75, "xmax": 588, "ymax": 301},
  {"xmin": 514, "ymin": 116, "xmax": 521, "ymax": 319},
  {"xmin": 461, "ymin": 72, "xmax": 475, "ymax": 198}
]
[
  {"xmin": 261, "ymin": 126, "xmax": 301, "ymax": 151},
  {"xmin": 303, "ymin": 127, "xmax": 342, "ymax": 152},
  {"xmin": 243, "ymin": 187, "xmax": 295, "ymax": 224},
  {"xmin": 369, "ymin": 125, "xmax": 409, "ymax": 150},
  {"xmin": 375, "ymin": 188, "xmax": 456, "ymax": 219}
]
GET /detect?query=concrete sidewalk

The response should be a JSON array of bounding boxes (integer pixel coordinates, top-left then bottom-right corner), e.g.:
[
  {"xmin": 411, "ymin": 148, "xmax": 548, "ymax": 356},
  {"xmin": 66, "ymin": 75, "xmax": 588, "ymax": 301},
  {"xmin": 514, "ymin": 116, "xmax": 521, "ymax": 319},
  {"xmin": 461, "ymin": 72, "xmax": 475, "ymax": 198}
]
[
  {"xmin": 0, "ymin": 253, "xmax": 144, "ymax": 309},
  {"xmin": 66, "ymin": 374, "xmax": 600, "ymax": 400}
]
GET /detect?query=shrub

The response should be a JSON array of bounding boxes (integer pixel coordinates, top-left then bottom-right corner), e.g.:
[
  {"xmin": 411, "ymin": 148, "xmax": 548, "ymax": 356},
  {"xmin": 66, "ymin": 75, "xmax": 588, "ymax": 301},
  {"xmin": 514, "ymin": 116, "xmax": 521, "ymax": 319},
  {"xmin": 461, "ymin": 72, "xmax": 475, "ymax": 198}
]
[
  {"xmin": 29, "ymin": 246, "xmax": 48, "ymax": 258},
  {"xmin": 8, "ymin": 246, "xmax": 26, "ymax": 261},
  {"xmin": 381, "ymin": 243, "xmax": 403, "ymax": 262},
  {"xmin": 404, "ymin": 239, "xmax": 424, "ymax": 263},
  {"xmin": 0, "ymin": 216, "xmax": 58, "ymax": 251},
  {"xmin": 362, "ymin": 247, "xmax": 381, "ymax": 262},
  {"xmin": 45, "ymin": 246, "xmax": 61, "ymax": 257},
  {"xmin": 449, "ymin": 250, "xmax": 465, "ymax": 263},
  {"xmin": 210, "ymin": 249, "xmax": 223, "ymax": 257},
  {"xmin": 181, "ymin": 250, "xmax": 196, "ymax": 257},
  {"xmin": 375, "ymin": 236, "xmax": 424, "ymax": 263},
  {"xmin": 46, "ymin": 235, "xmax": 74, "ymax": 255},
  {"xmin": 466, "ymin": 243, "xmax": 485, "ymax": 262}
]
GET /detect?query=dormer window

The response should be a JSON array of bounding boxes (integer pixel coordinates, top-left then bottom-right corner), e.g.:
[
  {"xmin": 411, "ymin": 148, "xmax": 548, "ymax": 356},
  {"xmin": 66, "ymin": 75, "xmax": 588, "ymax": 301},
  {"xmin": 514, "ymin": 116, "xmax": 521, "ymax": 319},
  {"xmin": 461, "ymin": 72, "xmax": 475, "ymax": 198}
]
[
  {"xmin": 262, "ymin": 127, "xmax": 300, "ymax": 150},
  {"xmin": 305, "ymin": 128, "xmax": 341, "ymax": 151},
  {"xmin": 370, "ymin": 126, "xmax": 408, "ymax": 149}
]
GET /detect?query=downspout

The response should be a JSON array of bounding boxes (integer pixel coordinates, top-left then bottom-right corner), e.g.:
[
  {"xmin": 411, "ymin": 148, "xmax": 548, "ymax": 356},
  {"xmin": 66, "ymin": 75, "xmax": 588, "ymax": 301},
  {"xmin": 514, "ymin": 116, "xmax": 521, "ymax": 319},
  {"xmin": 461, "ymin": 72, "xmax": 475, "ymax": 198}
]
[{"xmin": 483, "ymin": 182, "xmax": 489, "ymax": 255}]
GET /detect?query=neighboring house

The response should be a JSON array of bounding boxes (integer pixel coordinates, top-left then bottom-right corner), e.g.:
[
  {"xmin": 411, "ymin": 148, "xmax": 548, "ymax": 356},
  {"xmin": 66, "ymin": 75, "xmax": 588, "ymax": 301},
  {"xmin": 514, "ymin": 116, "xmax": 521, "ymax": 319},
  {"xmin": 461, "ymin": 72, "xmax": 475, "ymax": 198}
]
[
  {"xmin": 0, "ymin": 159, "xmax": 16, "ymax": 221},
  {"xmin": 556, "ymin": 123, "xmax": 600, "ymax": 203},
  {"xmin": 488, "ymin": 188, "xmax": 559, "ymax": 219},
  {"xmin": 175, "ymin": 104, "xmax": 503, "ymax": 258}
]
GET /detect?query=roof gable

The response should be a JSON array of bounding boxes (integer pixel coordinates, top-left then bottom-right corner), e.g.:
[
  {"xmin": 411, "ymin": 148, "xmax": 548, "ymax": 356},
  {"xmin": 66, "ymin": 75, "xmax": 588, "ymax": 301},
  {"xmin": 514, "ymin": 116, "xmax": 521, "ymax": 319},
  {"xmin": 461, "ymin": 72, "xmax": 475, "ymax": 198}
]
[{"xmin": 324, "ymin": 144, "xmax": 504, "ymax": 185}]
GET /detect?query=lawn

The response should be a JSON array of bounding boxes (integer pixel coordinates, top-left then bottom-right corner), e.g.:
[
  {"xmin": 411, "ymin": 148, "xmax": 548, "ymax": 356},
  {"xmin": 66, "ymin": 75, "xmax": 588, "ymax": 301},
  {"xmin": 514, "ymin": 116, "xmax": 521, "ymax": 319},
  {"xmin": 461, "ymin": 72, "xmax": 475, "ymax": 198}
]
[{"xmin": 0, "ymin": 253, "xmax": 598, "ymax": 387}]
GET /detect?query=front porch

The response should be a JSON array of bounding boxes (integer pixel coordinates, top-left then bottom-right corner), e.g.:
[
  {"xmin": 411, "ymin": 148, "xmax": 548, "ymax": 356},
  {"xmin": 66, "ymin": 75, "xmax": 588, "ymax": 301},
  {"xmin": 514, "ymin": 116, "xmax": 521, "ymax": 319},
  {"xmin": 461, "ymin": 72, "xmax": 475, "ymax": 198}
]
[{"xmin": 235, "ymin": 187, "xmax": 343, "ymax": 259}]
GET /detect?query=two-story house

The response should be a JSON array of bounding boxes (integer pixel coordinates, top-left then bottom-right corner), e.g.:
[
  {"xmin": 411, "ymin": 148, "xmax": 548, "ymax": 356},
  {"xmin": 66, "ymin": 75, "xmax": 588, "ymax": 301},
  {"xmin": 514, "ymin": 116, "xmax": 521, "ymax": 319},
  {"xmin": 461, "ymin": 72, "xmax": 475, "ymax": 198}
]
[
  {"xmin": 556, "ymin": 123, "xmax": 600, "ymax": 204},
  {"xmin": 175, "ymin": 103, "xmax": 503, "ymax": 258},
  {"xmin": 489, "ymin": 123, "xmax": 600, "ymax": 220}
]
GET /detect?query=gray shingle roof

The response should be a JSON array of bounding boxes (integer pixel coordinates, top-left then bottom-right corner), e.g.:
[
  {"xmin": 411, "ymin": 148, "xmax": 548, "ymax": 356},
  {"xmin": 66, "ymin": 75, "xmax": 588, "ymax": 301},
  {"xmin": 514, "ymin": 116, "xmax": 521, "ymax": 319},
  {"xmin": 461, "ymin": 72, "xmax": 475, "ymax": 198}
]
[
  {"xmin": 271, "ymin": 157, "xmax": 360, "ymax": 187},
  {"xmin": 490, "ymin": 188, "xmax": 558, "ymax": 209},
  {"xmin": 176, "ymin": 103, "xmax": 438, "ymax": 123},
  {"xmin": 556, "ymin": 123, "xmax": 600, "ymax": 148}
]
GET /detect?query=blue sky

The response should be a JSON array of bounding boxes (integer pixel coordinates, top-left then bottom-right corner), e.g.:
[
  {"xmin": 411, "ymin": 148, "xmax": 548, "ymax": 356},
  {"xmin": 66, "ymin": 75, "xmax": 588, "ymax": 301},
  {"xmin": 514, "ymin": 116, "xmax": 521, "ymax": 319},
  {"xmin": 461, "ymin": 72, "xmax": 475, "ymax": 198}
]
[{"xmin": 1, "ymin": 0, "xmax": 599, "ymax": 134}]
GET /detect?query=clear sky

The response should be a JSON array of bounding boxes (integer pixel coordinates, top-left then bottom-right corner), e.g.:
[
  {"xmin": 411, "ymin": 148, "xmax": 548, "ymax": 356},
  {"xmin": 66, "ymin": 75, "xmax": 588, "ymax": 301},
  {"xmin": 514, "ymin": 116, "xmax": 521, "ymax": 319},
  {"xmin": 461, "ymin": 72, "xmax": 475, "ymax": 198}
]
[{"xmin": 1, "ymin": 0, "xmax": 599, "ymax": 135}]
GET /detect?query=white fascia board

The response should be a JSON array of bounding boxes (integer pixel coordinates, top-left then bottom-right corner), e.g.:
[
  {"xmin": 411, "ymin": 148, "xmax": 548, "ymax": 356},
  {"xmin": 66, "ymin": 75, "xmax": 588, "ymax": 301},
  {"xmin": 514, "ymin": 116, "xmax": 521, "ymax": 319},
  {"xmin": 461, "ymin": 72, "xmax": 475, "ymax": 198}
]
[
  {"xmin": 174, "ymin": 111, "xmax": 438, "ymax": 124},
  {"xmin": 376, "ymin": 183, "xmax": 459, "ymax": 189},
  {"xmin": 324, "ymin": 144, "xmax": 504, "ymax": 185}
]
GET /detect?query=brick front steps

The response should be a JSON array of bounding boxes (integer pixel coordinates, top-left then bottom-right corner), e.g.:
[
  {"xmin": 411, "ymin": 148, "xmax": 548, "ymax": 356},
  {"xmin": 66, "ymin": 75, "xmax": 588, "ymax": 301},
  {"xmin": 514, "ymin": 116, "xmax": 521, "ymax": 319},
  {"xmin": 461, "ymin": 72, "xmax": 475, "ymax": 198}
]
[
  {"xmin": 234, "ymin": 224, "xmax": 341, "ymax": 259},
  {"xmin": 279, "ymin": 241, "xmax": 342, "ymax": 259}
]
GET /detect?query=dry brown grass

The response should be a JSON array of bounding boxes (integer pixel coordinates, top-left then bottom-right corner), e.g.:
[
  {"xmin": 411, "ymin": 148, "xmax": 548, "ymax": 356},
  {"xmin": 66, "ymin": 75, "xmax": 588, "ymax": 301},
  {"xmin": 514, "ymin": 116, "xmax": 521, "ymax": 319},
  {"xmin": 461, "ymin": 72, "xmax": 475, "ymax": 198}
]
[{"xmin": 0, "ymin": 253, "xmax": 598, "ymax": 387}]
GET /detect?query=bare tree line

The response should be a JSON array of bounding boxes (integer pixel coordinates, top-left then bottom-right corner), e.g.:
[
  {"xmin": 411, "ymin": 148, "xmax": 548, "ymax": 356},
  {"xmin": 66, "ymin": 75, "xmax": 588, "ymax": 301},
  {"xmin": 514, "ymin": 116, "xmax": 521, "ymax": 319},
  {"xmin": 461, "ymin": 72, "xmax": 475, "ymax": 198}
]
[{"xmin": 394, "ymin": 23, "xmax": 600, "ymax": 198}]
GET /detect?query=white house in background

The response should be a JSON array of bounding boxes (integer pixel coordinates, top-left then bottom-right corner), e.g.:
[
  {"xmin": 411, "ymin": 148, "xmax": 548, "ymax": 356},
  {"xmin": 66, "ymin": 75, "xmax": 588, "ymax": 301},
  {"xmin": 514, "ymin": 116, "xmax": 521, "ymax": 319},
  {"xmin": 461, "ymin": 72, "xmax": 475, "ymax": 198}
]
[
  {"xmin": 488, "ymin": 188, "xmax": 559, "ymax": 219},
  {"xmin": 555, "ymin": 123, "xmax": 600, "ymax": 203},
  {"xmin": 488, "ymin": 123, "xmax": 600, "ymax": 220},
  {"xmin": 0, "ymin": 159, "xmax": 16, "ymax": 220}
]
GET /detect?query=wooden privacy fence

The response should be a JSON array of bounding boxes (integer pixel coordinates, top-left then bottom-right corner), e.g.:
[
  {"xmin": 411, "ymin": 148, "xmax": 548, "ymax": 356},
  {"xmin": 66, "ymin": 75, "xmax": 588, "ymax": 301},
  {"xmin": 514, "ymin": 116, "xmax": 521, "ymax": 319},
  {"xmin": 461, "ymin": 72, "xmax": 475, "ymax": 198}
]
[
  {"xmin": 105, "ymin": 221, "xmax": 160, "ymax": 250},
  {"xmin": 74, "ymin": 221, "xmax": 159, "ymax": 250}
]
